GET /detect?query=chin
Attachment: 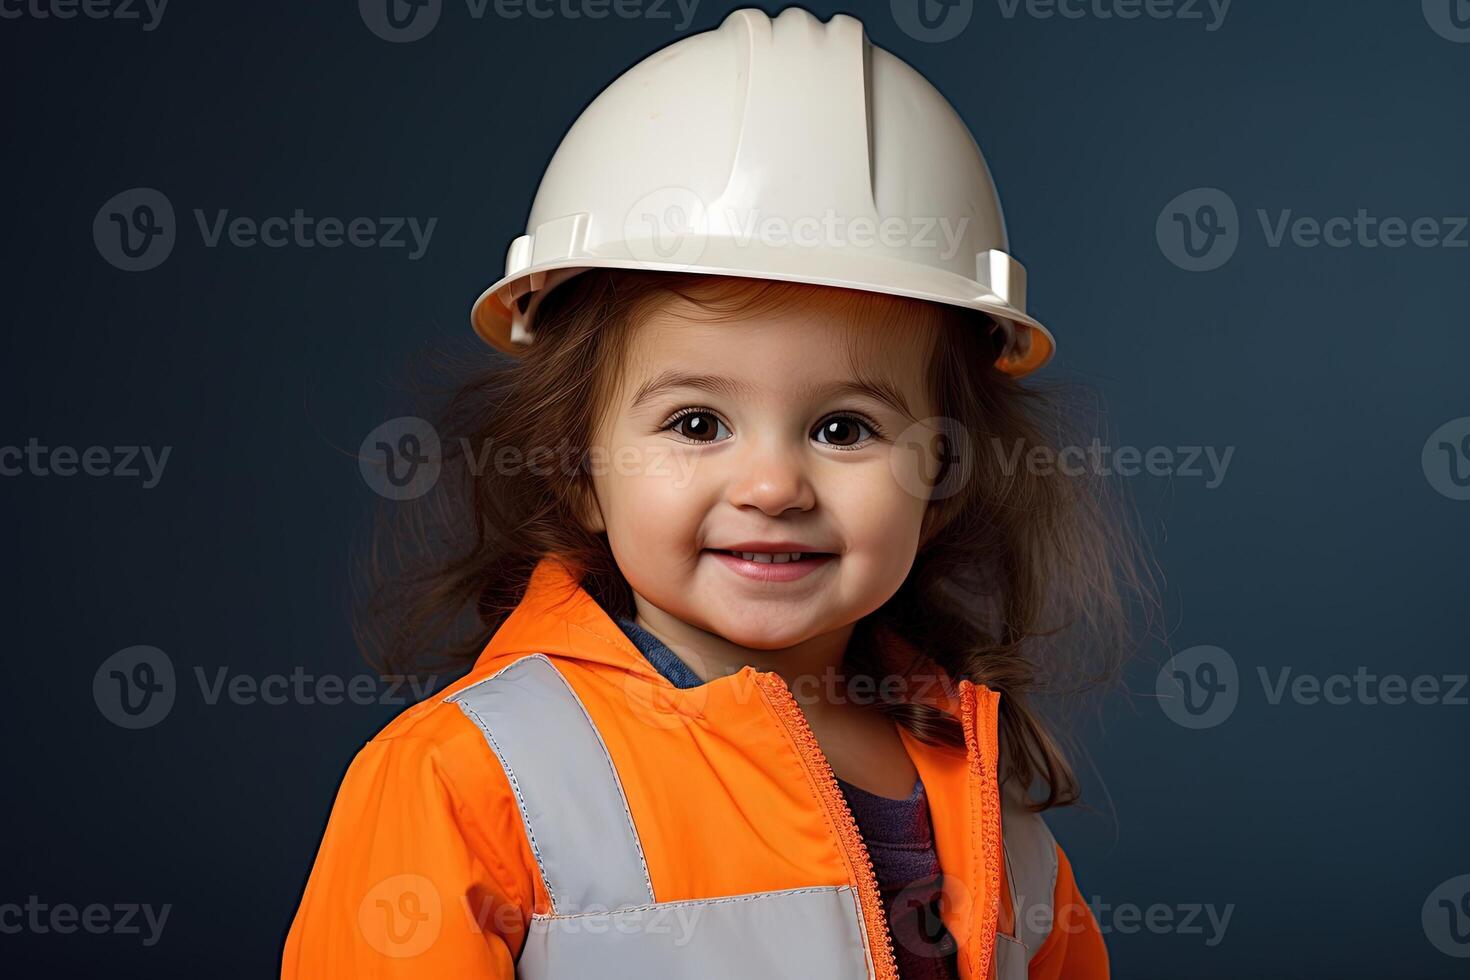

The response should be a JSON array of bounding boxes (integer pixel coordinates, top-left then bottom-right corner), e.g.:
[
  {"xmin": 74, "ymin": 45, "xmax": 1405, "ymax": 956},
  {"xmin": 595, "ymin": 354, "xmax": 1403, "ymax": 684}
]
[
  {"xmin": 721, "ymin": 631, "xmax": 803, "ymax": 652},
  {"xmin": 702, "ymin": 615, "xmax": 823, "ymax": 652}
]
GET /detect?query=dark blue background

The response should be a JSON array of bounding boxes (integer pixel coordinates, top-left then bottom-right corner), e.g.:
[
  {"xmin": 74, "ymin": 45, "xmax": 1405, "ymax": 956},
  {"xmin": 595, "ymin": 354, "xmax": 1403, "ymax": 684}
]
[{"xmin": 2, "ymin": 0, "xmax": 1466, "ymax": 976}]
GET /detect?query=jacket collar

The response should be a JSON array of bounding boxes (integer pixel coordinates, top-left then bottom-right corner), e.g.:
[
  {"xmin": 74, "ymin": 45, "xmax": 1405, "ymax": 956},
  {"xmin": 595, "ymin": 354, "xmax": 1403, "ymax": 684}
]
[{"xmin": 474, "ymin": 553, "xmax": 668, "ymax": 683}]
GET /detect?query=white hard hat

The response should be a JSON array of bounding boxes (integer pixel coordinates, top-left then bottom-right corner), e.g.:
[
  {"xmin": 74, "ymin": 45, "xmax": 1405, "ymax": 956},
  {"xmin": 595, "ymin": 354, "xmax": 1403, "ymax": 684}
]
[{"xmin": 470, "ymin": 5, "xmax": 1055, "ymax": 376}]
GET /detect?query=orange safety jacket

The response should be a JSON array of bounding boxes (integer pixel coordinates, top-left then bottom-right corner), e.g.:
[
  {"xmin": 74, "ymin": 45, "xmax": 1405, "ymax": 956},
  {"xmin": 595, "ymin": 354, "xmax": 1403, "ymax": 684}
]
[{"xmin": 282, "ymin": 554, "xmax": 1108, "ymax": 979}]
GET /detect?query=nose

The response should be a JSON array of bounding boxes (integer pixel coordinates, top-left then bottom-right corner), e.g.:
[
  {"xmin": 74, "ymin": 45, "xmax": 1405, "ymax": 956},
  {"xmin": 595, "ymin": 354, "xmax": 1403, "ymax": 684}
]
[{"xmin": 725, "ymin": 435, "xmax": 817, "ymax": 517}]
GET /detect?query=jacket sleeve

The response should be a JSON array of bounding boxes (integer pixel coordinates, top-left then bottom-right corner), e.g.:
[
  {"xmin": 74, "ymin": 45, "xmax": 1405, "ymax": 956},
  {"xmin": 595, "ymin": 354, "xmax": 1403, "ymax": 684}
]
[
  {"xmin": 1028, "ymin": 844, "xmax": 1108, "ymax": 980},
  {"xmin": 281, "ymin": 730, "xmax": 530, "ymax": 978}
]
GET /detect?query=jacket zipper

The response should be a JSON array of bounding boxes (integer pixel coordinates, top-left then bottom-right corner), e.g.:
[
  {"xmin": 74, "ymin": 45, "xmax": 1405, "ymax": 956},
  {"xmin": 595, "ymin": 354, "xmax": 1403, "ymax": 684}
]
[
  {"xmin": 752, "ymin": 670, "xmax": 900, "ymax": 980},
  {"xmin": 959, "ymin": 678, "xmax": 1002, "ymax": 980}
]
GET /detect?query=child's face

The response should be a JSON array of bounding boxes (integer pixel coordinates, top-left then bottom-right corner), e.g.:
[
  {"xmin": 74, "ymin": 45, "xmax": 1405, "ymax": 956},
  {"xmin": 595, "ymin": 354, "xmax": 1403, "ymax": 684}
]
[{"xmin": 580, "ymin": 286, "xmax": 946, "ymax": 650}]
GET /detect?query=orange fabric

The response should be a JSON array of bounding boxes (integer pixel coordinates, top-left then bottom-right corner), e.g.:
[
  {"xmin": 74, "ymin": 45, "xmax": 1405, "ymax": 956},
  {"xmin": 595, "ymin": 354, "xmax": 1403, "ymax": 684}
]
[
  {"xmin": 281, "ymin": 554, "xmax": 1107, "ymax": 979},
  {"xmin": 281, "ymin": 680, "xmax": 544, "ymax": 976}
]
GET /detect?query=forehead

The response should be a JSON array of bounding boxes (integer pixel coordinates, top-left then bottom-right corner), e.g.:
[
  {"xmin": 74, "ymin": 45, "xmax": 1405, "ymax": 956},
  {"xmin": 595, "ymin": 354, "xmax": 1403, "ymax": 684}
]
[{"xmin": 621, "ymin": 286, "xmax": 937, "ymax": 396}]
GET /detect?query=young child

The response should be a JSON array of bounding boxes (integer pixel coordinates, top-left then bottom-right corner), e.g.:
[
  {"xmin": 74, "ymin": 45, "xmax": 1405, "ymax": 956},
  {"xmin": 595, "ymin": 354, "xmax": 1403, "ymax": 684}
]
[{"xmin": 284, "ymin": 7, "xmax": 1148, "ymax": 978}]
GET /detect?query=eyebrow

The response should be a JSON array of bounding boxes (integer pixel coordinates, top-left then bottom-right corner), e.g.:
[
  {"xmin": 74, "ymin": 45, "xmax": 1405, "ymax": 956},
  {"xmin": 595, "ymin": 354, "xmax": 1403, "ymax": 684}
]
[{"xmin": 628, "ymin": 370, "xmax": 915, "ymax": 418}]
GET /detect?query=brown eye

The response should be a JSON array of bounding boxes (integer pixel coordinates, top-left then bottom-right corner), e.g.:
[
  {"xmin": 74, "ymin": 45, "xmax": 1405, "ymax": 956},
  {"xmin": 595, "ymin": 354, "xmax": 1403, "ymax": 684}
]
[
  {"xmin": 814, "ymin": 415, "xmax": 875, "ymax": 448},
  {"xmin": 665, "ymin": 410, "xmax": 730, "ymax": 443}
]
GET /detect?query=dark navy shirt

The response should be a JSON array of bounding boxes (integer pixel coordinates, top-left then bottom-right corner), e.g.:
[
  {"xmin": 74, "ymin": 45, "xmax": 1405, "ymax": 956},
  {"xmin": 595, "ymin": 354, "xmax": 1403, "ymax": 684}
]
[{"xmin": 614, "ymin": 616, "xmax": 960, "ymax": 978}]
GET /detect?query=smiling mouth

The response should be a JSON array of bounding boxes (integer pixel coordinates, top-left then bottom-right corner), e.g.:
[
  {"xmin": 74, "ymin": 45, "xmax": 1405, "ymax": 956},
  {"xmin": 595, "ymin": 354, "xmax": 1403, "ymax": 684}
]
[{"xmin": 705, "ymin": 549, "xmax": 835, "ymax": 564}]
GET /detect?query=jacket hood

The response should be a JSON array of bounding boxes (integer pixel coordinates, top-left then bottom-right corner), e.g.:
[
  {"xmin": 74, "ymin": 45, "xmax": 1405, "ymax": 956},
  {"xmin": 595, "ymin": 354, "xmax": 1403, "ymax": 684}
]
[{"xmin": 472, "ymin": 553, "xmax": 968, "ymax": 719}]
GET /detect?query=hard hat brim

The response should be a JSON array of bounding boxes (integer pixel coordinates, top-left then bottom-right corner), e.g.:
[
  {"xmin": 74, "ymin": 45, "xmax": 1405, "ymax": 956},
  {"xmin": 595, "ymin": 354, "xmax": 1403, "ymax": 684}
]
[{"xmin": 469, "ymin": 246, "xmax": 1056, "ymax": 377}]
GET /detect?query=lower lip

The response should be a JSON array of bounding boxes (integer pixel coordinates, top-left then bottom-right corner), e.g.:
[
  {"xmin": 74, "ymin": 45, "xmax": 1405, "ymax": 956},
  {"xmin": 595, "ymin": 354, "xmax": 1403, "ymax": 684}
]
[{"xmin": 705, "ymin": 550, "xmax": 836, "ymax": 583}]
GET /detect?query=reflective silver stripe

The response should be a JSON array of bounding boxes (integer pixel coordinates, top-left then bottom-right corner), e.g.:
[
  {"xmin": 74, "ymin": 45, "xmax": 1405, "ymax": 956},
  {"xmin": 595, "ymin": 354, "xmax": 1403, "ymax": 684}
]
[
  {"xmin": 447, "ymin": 654, "xmax": 654, "ymax": 914},
  {"xmin": 994, "ymin": 933, "xmax": 1028, "ymax": 980},
  {"xmin": 1000, "ymin": 787, "xmax": 1060, "ymax": 963},
  {"xmin": 517, "ymin": 885, "xmax": 872, "ymax": 980}
]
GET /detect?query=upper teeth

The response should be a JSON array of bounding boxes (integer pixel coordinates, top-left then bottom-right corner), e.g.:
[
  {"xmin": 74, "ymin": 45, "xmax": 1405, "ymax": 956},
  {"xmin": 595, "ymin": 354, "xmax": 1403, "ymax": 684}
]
[{"xmin": 733, "ymin": 551, "xmax": 802, "ymax": 563}]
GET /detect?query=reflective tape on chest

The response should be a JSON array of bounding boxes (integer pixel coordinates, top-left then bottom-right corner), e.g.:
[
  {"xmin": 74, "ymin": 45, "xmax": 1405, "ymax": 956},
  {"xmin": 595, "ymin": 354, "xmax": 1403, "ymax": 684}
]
[
  {"xmin": 448, "ymin": 654, "xmax": 655, "ymax": 914},
  {"xmin": 518, "ymin": 885, "xmax": 872, "ymax": 980},
  {"xmin": 448, "ymin": 654, "xmax": 877, "ymax": 978}
]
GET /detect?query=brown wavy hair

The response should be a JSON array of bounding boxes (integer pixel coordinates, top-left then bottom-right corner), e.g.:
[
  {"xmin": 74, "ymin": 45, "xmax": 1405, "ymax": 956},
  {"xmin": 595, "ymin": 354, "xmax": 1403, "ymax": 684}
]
[{"xmin": 355, "ymin": 268, "xmax": 1160, "ymax": 811}]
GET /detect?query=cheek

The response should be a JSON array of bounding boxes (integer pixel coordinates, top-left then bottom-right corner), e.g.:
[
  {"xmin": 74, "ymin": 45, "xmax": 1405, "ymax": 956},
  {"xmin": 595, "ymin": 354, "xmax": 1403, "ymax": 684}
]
[
  {"xmin": 593, "ymin": 444, "xmax": 706, "ymax": 555},
  {"xmin": 825, "ymin": 456, "xmax": 929, "ymax": 555}
]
